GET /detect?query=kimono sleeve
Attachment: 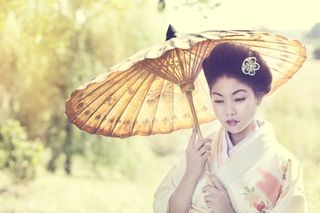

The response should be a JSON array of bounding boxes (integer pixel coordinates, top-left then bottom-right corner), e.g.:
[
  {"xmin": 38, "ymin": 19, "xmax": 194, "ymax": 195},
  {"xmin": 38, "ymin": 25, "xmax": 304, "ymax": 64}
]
[
  {"xmin": 270, "ymin": 158, "xmax": 308, "ymax": 213},
  {"xmin": 153, "ymin": 154, "xmax": 187, "ymax": 213}
]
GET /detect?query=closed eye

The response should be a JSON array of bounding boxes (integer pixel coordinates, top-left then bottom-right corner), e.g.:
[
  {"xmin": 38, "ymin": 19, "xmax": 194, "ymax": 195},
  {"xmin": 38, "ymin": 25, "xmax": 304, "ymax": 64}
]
[
  {"xmin": 214, "ymin": 100, "xmax": 224, "ymax": 103},
  {"xmin": 235, "ymin": 97, "xmax": 246, "ymax": 102}
]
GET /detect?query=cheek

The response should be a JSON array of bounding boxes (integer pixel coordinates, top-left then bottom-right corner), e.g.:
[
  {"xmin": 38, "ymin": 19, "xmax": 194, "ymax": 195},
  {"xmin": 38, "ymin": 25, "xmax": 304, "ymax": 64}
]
[
  {"xmin": 239, "ymin": 102, "xmax": 258, "ymax": 117},
  {"xmin": 212, "ymin": 104, "xmax": 224, "ymax": 118}
]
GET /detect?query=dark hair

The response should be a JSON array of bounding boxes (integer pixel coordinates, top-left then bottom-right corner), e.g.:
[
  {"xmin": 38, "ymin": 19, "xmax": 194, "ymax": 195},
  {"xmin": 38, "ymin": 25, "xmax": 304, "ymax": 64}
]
[{"xmin": 202, "ymin": 42, "xmax": 272, "ymax": 97}]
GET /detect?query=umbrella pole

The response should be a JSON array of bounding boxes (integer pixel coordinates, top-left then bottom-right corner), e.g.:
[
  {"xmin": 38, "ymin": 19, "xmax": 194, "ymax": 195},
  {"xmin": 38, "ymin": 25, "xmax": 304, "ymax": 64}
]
[
  {"xmin": 185, "ymin": 91, "xmax": 203, "ymax": 140},
  {"xmin": 185, "ymin": 91, "xmax": 212, "ymax": 175}
]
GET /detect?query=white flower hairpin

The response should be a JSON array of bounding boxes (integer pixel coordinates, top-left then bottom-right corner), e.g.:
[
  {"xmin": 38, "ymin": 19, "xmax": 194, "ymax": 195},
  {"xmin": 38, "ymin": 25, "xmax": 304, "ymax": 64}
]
[{"xmin": 241, "ymin": 56, "xmax": 260, "ymax": 76}]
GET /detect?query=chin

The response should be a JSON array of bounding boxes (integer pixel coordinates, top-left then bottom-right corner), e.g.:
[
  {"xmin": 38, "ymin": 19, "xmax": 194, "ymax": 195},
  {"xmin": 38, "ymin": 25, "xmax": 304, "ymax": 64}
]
[
  {"xmin": 224, "ymin": 124, "xmax": 246, "ymax": 134},
  {"xmin": 226, "ymin": 128, "xmax": 242, "ymax": 134}
]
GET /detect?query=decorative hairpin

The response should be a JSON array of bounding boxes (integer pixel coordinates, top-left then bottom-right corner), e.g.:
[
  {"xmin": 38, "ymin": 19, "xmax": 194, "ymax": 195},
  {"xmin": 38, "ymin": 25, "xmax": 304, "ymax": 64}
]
[{"xmin": 241, "ymin": 56, "xmax": 260, "ymax": 76}]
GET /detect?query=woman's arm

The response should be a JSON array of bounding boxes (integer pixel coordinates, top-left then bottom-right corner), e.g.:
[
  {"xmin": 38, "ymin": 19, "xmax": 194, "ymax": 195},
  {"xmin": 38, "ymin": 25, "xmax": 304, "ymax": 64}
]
[
  {"xmin": 269, "ymin": 158, "xmax": 308, "ymax": 213},
  {"xmin": 168, "ymin": 128, "xmax": 212, "ymax": 213},
  {"xmin": 168, "ymin": 172, "xmax": 199, "ymax": 213}
]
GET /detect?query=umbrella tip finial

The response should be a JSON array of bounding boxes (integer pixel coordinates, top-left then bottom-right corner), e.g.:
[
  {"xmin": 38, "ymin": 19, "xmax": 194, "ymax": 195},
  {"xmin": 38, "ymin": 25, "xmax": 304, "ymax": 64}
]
[{"xmin": 166, "ymin": 24, "xmax": 177, "ymax": 41}]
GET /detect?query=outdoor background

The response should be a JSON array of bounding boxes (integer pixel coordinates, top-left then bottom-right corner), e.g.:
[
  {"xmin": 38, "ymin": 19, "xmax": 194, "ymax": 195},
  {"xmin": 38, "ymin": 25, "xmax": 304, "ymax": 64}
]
[{"xmin": 0, "ymin": 0, "xmax": 319, "ymax": 212}]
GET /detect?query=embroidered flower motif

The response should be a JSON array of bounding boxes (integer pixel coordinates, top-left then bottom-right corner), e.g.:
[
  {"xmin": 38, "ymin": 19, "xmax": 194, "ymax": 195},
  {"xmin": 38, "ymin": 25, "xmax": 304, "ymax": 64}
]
[
  {"xmin": 243, "ymin": 186, "xmax": 271, "ymax": 213},
  {"xmin": 277, "ymin": 159, "xmax": 292, "ymax": 200},
  {"xmin": 254, "ymin": 201, "xmax": 269, "ymax": 213},
  {"xmin": 241, "ymin": 56, "xmax": 260, "ymax": 76},
  {"xmin": 256, "ymin": 169, "xmax": 281, "ymax": 205}
]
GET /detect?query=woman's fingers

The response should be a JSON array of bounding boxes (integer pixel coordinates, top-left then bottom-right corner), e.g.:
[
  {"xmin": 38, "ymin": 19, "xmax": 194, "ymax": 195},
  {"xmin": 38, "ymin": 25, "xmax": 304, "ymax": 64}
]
[
  {"xmin": 187, "ymin": 126, "xmax": 197, "ymax": 149},
  {"xmin": 202, "ymin": 184, "xmax": 219, "ymax": 194},
  {"xmin": 195, "ymin": 138, "xmax": 212, "ymax": 151},
  {"xmin": 207, "ymin": 173, "xmax": 226, "ymax": 192},
  {"xmin": 203, "ymin": 194, "xmax": 213, "ymax": 202},
  {"xmin": 203, "ymin": 193, "xmax": 220, "ymax": 209},
  {"xmin": 201, "ymin": 150, "xmax": 210, "ymax": 160},
  {"xmin": 198, "ymin": 144, "xmax": 211, "ymax": 155}
]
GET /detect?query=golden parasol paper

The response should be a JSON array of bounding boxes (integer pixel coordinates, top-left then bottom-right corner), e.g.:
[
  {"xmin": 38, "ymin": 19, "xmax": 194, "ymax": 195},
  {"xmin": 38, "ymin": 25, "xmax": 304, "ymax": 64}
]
[{"xmin": 65, "ymin": 29, "xmax": 306, "ymax": 138}]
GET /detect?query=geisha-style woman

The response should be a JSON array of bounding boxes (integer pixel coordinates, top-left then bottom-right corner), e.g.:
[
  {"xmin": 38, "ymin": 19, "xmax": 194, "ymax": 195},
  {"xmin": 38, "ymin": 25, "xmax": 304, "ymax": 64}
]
[{"xmin": 153, "ymin": 42, "xmax": 307, "ymax": 213}]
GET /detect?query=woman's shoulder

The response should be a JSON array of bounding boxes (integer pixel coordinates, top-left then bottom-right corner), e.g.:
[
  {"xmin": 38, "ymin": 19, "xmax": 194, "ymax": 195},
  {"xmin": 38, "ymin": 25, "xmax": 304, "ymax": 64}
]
[
  {"xmin": 260, "ymin": 121, "xmax": 301, "ymax": 162},
  {"xmin": 277, "ymin": 143, "xmax": 301, "ymax": 162},
  {"xmin": 267, "ymin": 141, "xmax": 303, "ymax": 177}
]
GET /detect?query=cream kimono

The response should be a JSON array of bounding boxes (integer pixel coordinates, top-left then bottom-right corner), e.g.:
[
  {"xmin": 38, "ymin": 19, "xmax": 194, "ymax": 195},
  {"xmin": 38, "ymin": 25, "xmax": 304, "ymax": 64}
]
[{"xmin": 153, "ymin": 121, "xmax": 307, "ymax": 213}]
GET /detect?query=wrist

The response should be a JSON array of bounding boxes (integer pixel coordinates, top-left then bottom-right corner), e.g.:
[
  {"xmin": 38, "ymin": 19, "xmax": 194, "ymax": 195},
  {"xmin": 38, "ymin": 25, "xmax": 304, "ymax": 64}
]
[{"xmin": 183, "ymin": 171, "xmax": 200, "ymax": 185}]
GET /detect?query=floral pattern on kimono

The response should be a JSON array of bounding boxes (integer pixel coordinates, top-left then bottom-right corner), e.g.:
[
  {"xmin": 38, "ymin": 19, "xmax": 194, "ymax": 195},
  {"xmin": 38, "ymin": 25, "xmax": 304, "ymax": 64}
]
[
  {"xmin": 243, "ymin": 186, "xmax": 272, "ymax": 213},
  {"xmin": 153, "ymin": 121, "xmax": 307, "ymax": 213},
  {"xmin": 242, "ymin": 160, "xmax": 292, "ymax": 213}
]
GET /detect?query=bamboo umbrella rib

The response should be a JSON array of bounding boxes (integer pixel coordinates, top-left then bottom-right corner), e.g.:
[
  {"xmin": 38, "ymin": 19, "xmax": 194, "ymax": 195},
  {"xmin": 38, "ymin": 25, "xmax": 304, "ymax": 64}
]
[
  {"xmin": 161, "ymin": 51, "xmax": 180, "ymax": 81},
  {"xmin": 170, "ymin": 81, "xmax": 175, "ymax": 132},
  {"xmin": 95, "ymin": 69, "xmax": 153, "ymax": 134},
  {"xmin": 198, "ymin": 74, "xmax": 211, "ymax": 98},
  {"xmin": 181, "ymin": 50, "xmax": 188, "ymax": 79},
  {"xmin": 164, "ymin": 50, "xmax": 185, "ymax": 81},
  {"xmin": 156, "ymin": 81, "xmax": 175, "ymax": 133},
  {"xmin": 175, "ymin": 48, "xmax": 187, "ymax": 81},
  {"xmin": 193, "ymin": 77, "xmax": 212, "ymax": 116},
  {"xmin": 70, "ymin": 69, "xmax": 140, "ymax": 121},
  {"xmin": 149, "ymin": 78, "xmax": 166, "ymax": 135},
  {"xmin": 259, "ymin": 52, "xmax": 302, "ymax": 65},
  {"xmin": 79, "ymin": 69, "xmax": 149, "ymax": 130},
  {"xmin": 71, "ymin": 69, "xmax": 143, "ymax": 122},
  {"xmin": 263, "ymin": 62, "xmax": 298, "ymax": 78},
  {"xmin": 110, "ymin": 73, "xmax": 157, "ymax": 135},
  {"xmin": 204, "ymin": 31, "xmax": 299, "ymax": 47},
  {"xmin": 218, "ymin": 33, "xmax": 301, "ymax": 47},
  {"xmin": 192, "ymin": 40, "xmax": 212, "ymax": 79},
  {"xmin": 268, "ymin": 66, "xmax": 294, "ymax": 79},
  {"xmin": 130, "ymin": 75, "xmax": 163, "ymax": 134},
  {"xmin": 74, "ymin": 69, "xmax": 134, "ymax": 104},
  {"xmin": 143, "ymin": 60, "xmax": 175, "ymax": 82},
  {"xmin": 141, "ymin": 57, "xmax": 172, "ymax": 81},
  {"xmin": 190, "ymin": 40, "xmax": 203, "ymax": 79},
  {"xmin": 266, "ymin": 56, "xmax": 303, "ymax": 75},
  {"xmin": 251, "ymin": 46, "xmax": 304, "ymax": 60},
  {"xmin": 225, "ymin": 39, "xmax": 305, "ymax": 56},
  {"xmin": 150, "ymin": 52, "xmax": 181, "ymax": 82},
  {"xmin": 186, "ymin": 47, "xmax": 193, "ymax": 79}
]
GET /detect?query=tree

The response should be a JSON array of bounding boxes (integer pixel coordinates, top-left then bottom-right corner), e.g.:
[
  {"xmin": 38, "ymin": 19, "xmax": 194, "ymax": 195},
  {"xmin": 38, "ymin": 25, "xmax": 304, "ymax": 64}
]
[
  {"xmin": 0, "ymin": 0, "xmax": 166, "ymax": 175},
  {"xmin": 306, "ymin": 22, "xmax": 320, "ymax": 38}
]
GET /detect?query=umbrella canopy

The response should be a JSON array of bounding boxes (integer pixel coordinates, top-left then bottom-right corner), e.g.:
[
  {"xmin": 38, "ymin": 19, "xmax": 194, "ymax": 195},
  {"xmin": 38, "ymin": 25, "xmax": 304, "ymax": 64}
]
[{"xmin": 65, "ymin": 28, "xmax": 306, "ymax": 138}]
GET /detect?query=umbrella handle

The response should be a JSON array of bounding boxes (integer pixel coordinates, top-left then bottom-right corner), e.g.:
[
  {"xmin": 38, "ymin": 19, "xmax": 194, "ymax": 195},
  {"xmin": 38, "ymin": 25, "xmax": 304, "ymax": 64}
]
[
  {"xmin": 185, "ymin": 91, "xmax": 212, "ymax": 175},
  {"xmin": 185, "ymin": 91, "xmax": 203, "ymax": 139}
]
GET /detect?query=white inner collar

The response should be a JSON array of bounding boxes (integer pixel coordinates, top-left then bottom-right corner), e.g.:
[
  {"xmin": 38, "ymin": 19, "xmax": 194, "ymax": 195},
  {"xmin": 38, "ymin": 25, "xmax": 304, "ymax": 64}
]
[{"xmin": 225, "ymin": 120, "xmax": 262, "ymax": 156}]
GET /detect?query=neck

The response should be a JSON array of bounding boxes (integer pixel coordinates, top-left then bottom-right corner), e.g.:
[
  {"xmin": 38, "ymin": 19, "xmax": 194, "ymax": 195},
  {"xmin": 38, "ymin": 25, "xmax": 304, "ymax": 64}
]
[{"xmin": 229, "ymin": 120, "xmax": 258, "ymax": 146}]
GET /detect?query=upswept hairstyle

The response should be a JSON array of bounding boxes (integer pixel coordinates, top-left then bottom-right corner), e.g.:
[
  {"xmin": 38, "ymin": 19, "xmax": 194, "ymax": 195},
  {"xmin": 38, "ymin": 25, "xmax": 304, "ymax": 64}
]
[{"xmin": 202, "ymin": 42, "xmax": 272, "ymax": 97}]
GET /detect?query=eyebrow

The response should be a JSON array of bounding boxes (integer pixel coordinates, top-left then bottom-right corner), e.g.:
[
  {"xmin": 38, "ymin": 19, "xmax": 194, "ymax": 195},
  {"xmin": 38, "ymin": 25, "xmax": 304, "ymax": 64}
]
[{"xmin": 211, "ymin": 89, "xmax": 248, "ymax": 97}]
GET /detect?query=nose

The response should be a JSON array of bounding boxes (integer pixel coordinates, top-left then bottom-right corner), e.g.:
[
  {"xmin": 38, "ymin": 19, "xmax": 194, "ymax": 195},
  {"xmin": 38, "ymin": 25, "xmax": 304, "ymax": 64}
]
[{"xmin": 225, "ymin": 101, "xmax": 236, "ymax": 116}]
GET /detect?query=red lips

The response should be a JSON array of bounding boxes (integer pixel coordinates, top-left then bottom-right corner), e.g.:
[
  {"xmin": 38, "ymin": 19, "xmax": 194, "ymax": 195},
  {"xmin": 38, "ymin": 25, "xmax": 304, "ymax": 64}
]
[{"xmin": 226, "ymin": 119, "xmax": 239, "ymax": 126}]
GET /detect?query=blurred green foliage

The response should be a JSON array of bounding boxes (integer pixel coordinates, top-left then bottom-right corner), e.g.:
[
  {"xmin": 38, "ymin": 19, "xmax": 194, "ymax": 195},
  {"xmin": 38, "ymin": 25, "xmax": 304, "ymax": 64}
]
[
  {"xmin": 313, "ymin": 47, "xmax": 320, "ymax": 60},
  {"xmin": 0, "ymin": 119, "xmax": 43, "ymax": 182},
  {"xmin": 0, "ymin": 0, "xmax": 165, "ymax": 175}
]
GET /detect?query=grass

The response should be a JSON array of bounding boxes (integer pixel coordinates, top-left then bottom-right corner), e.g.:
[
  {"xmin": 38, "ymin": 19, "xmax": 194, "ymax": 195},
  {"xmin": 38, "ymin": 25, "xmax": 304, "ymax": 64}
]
[{"xmin": 0, "ymin": 153, "xmax": 179, "ymax": 213}]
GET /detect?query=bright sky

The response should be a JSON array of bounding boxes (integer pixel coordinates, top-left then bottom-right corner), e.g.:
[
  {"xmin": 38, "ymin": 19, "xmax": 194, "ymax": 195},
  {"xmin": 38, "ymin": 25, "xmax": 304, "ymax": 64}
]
[{"xmin": 164, "ymin": 0, "xmax": 320, "ymax": 32}]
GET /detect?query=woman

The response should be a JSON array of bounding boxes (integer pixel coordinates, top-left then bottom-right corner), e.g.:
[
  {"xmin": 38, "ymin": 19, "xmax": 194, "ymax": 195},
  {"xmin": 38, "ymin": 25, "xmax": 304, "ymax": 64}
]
[{"xmin": 153, "ymin": 42, "xmax": 307, "ymax": 213}]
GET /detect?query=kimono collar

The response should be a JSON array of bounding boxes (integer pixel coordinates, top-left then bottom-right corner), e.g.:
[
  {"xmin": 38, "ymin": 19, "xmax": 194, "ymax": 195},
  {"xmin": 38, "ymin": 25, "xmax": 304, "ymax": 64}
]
[{"xmin": 225, "ymin": 120, "xmax": 262, "ymax": 157}]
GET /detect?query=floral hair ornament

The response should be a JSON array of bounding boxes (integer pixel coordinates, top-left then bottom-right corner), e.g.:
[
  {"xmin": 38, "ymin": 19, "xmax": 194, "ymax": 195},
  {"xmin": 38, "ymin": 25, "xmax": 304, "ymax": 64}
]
[{"xmin": 241, "ymin": 56, "xmax": 260, "ymax": 76}]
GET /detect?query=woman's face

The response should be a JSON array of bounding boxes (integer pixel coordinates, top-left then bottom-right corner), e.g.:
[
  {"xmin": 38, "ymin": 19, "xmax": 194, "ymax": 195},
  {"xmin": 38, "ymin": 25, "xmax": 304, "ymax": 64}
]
[{"xmin": 210, "ymin": 76, "xmax": 261, "ymax": 135}]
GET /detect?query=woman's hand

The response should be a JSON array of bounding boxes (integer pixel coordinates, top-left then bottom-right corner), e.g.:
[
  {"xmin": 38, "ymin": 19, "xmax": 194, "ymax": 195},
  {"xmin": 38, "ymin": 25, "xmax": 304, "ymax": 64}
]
[
  {"xmin": 203, "ymin": 173, "xmax": 236, "ymax": 213},
  {"xmin": 185, "ymin": 127, "xmax": 212, "ymax": 182}
]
